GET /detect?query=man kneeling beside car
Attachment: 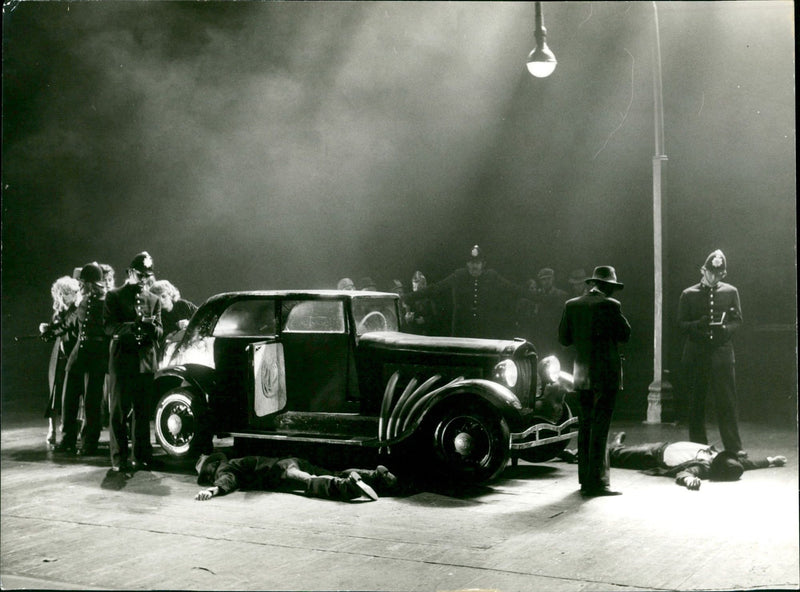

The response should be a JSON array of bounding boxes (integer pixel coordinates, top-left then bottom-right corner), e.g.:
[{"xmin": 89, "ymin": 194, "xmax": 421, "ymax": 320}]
[{"xmin": 195, "ymin": 453, "xmax": 398, "ymax": 502}]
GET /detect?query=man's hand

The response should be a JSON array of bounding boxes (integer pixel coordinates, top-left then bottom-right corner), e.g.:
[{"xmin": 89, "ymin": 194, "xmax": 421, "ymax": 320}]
[
  {"xmin": 195, "ymin": 486, "xmax": 219, "ymax": 501},
  {"xmin": 768, "ymin": 456, "xmax": 787, "ymax": 467},
  {"xmin": 679, "ymin": 475, "xmax": 702, "ymax": 490}
]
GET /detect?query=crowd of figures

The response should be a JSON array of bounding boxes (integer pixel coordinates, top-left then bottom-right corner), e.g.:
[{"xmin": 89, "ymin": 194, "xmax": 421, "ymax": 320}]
[
  {"xmin": 39, "ymin": 252, "xmax": 196, "ymax": 471},
  {"xmin": 36, "ymin": 245, "xmax": 787, "ymax": 498},
  {"xmin": 337, "ymin": 245, "xmax": 588, "ymax": 358}
]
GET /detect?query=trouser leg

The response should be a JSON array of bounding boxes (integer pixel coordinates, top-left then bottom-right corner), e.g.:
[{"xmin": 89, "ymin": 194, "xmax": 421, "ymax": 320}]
[
  {"xmin": 60, "ymin": 370, "xmax": 83, "ymax": 446},
  {"xmin": 578, "ymin": 388, "xmax": 616, "ymax": 489},
  {"xmin": 609, "ymin": 442, "xmax": 667, "ymax": 470},
  {"xmin": 280, "ymin": 458, "xmax": 314, "ymax": 489},
  {"xmin": 102, "ymin": 374, "xmax": 111, "ymax": 428},
  {"xmin": 131, "ymin": 373, "xmax": 154, "ymax": 463},
  {"xmin": 577, "ymin": 390, "xmax": 593, "ymax": 488},
  {"xmin": 684, "ymin": 349, "xmax": 710, "ymax": 445},
  {"xmin": 47, "ymin": 417, "xmax": 58, "ymax": 446},
  {"xmin": 305, "ymin": 475, "xmax": 361, "ymax": 500},
  {"xmin": 280, "ymin": 458, "xmax": 360, "ymax": 501},
  {"xmin": 80, "ymin": 369, "xmax": 105, "ymax": 450},
  {"xmin": 587, "ymin": 389, "xmax": 615, "ymax": 488},
  {"xmin": 108, "ymin": 373, "xmax": 131, "ymax": 467},
  {"xmin": 711, "ymin": 347, "xmax": 743, "ymax": 452}
]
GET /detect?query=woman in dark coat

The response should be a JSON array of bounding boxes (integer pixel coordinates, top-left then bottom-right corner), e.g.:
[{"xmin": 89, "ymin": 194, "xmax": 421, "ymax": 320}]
[{"xmin": 39, "ymin": 276, "xmax": 81, "ymax": 447}]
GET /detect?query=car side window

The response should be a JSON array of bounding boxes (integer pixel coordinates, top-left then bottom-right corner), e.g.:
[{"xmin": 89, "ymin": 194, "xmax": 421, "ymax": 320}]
[
  {"xmin": 282, "ymin": 300, "xmax": 345, "ymax": 333},
  {"xmin": 213, "ymin": 300, "xmax": 277, "ymax": 337}
]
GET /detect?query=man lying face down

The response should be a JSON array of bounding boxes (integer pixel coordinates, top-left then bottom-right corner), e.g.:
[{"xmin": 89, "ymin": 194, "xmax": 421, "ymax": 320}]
[{"xmin": 195, "ymin": 453, "xmax": 398, "ymax": 502}]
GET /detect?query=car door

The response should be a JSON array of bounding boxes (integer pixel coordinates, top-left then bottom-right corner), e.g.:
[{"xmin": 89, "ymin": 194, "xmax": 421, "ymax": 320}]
[
  {"xmin": 278, "ymin": 298, "xmax": 355, "ymax": 413},
  {"xmin": 211, "ymin": 297, "xmax": 279, "ymax": 429}
]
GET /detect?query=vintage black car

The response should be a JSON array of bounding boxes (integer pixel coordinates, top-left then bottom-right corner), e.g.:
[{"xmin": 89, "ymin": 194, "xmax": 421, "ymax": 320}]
[{"xmin": 154, "ymin": 290, "xmax": 577, "ymax": 485}]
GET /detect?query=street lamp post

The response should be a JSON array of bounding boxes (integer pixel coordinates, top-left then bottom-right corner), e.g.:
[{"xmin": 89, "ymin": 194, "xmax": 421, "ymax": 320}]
[{"xmin": 646, "ymin": 1, "xmax": 673, "ymax": 423}]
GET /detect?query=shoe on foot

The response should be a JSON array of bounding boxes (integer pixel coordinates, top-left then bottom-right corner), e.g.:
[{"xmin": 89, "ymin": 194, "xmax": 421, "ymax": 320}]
[
  {"xmin": 610, "ymin": 432, "xmax": 626, "ymax": 447},
  {"xmin": 132, "ymin": 458, "xmax": 158, "ymax": 471},
  {"xmin": 344, "ymin": 466, "xmax": 398, "ymax": 494},
  {"xmin": 347, "ymin": 472, "xmax": 378, "ymax": 501},
  {"xmin": 54, "ymin": 441, "xmax": 77, "ymax": 454},
  {"xmin": 582, "ymin": 486, "xmax": 622, "ymax": 497},
  {"xmin": 558, "ymin": 449, "xmax": 578, "ymax": 463},
  {"xmin": 375, "ymin": 466, "xmax": 397, "ymax": 489}
]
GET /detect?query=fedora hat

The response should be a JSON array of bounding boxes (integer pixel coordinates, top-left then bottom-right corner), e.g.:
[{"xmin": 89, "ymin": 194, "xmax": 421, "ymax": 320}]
[
  {"xmin": 196, "ymin": 452, "xmax": 227, "ymax": 484},
  {"xmin": 585, "ymin": 266, "xmax": 624, "ymax": 289}
]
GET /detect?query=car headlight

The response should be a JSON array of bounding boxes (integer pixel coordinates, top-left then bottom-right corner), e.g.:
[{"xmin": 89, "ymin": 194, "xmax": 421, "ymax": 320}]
[
  {"xmin": 538, "ymin": 355, "xmax": 561, "ymax": 384},
  {"xmin": 493, "ymin": 359, "xmax": 518, "ymax": 388}
]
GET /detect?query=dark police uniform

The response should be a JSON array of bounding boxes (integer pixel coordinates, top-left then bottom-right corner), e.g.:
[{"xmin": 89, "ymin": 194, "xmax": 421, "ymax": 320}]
[
  {"xmin": 559, "ymin": 266, "xmax": 631, "ymax": 495},
  {"xmin": 404, "ymin": 246, "xmax": 527, "ymax": 339},
  {"xmin": 678, "ymin": 250, "xmax": 743, "ymax": 453},
  {"xmin": 103, "ymin": 253, "xmax": 162, "ymax": 469},
  {"xmin": 59, "ymin": 264, "xmax": 110, "ymax": 454}
]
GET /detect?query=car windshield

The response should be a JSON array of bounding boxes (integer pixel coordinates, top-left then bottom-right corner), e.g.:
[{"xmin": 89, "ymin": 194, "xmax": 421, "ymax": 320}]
[{"xmin": 352, "ymin": 296, "xmax": 399, "ymax": 336}]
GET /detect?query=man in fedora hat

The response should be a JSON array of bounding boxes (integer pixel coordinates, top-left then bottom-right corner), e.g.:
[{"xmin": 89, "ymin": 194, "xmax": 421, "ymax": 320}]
[
  {"xmin": 678, "ymin": 249, "xmax": 745, "ymax": 458},
  {"xmin": 194, "ymin": 452, "xmax": 398, "ymax": 502},
  {"xmin": 559, "ymin": 265, "xmax": 631, "ymax": 497},
  {"xmin": 605, "ymin": 432, "xmax": 785, "ymax": 491},
  {"xmin": 103, "ymin": 251, "xmax": 162, "ymax": 472}
]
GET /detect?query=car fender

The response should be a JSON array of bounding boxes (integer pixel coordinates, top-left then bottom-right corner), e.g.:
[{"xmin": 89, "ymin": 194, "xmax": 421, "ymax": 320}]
[
  {"xmin": 381, "ymin": 376, "xmax": 522, "ymax": 445},
  {"xmin": 154, "ymin": 364, "xmax": 215, "ymax": 403}
]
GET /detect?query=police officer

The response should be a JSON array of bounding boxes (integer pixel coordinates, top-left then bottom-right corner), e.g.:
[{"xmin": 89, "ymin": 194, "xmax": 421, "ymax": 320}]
[
  {"xmin": 678, "ymin": 249, "xmax": 745, "ymax": 457},
  {"xmin": 103, "ymin": 252, "xmax": 163, "ymax": 471},
  {"xmin": 403, "ymin": 245, "xmax": 527, "ymax": 339},
  {"xmin": 55, "ymin": 263, "xmax": 110, "ymax": 455}
]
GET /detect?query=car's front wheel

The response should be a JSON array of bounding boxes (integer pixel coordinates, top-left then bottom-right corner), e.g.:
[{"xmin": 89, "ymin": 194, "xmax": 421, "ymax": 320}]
[
  {"xmin": 423, "ymin": 402, "xmax": 510, "ymax": 485},
  {"xmin": 154, "ymin": 387, "xmax": 211, "ymax": 458}
]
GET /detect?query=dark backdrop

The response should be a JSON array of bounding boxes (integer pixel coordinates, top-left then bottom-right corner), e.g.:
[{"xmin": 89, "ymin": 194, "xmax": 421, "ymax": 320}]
[{"xmin": 2, "ymin": 2, "xmax": 795, "ymax": 424}]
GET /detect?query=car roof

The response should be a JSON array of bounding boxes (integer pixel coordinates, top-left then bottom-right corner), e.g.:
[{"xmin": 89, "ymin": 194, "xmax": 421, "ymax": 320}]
[{"xmin": 203, "ymin": 290, "xmax": 398, "ymax": 304}]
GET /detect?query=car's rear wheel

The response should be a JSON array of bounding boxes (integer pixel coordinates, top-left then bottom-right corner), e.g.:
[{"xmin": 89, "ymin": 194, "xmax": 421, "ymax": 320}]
[
  {"xmin": 518, "ymin": 403, "xmax": 576, "ymax": 464},
  {"xmin": 154, "ymin": 387, "xmax": 211, "ymax": 458},
  {"xmin": 424, "ymin": 402, "xmax": 510, "ymax": 485}
]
